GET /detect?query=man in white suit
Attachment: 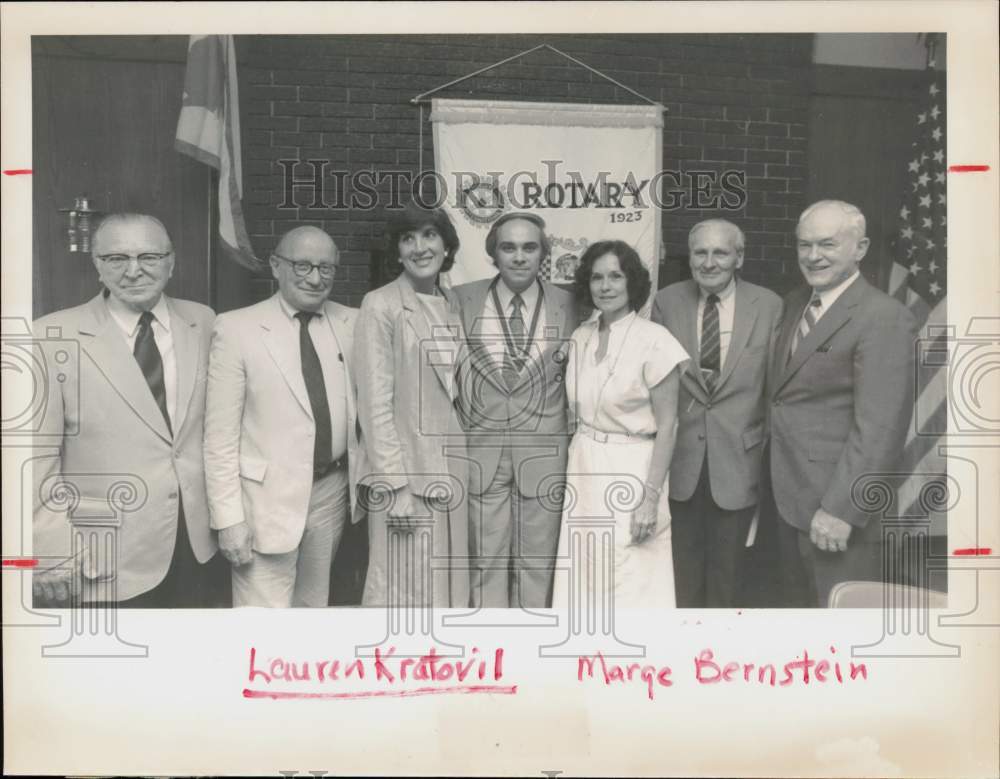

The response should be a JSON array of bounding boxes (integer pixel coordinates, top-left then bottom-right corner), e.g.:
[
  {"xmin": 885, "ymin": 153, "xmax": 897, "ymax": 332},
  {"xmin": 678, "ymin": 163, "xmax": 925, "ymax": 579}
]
[
  {"xmin": 204, "ymin": 226, "xmax": 360, "ymax": 607},
  {"xmin": 32, "ymin": 213, "xmax": 225, "ymax": 607}
]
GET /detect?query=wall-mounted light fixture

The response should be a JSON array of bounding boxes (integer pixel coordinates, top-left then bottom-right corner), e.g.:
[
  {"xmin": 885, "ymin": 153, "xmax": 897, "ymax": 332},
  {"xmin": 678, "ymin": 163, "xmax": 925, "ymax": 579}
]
[{"xmin": 58, "ymin": 196, "xmax": 103, "ymax": 253}]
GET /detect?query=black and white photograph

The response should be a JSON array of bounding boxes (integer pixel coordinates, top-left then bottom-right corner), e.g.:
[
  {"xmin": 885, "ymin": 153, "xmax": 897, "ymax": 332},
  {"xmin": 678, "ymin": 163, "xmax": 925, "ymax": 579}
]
[{"xmin": 3, "ymin": 2, "xmax": 998, "ymax": 777}]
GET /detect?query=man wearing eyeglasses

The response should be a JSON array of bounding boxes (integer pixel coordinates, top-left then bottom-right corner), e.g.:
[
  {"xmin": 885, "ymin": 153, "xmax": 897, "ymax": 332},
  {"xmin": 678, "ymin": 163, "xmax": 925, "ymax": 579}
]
[
  {"xmin": 31, "ymin": 212, "xmax": 227, "ymax": 608},
  {"xmin": 204, "ymin": 225, "xmax": 361, "ymax": 608}
]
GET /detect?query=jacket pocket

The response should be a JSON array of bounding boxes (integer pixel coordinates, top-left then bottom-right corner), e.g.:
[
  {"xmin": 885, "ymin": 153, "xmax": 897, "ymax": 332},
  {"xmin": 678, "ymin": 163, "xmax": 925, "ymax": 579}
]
[
  {"xmin": 239, "ymin": 456, "xmax": 268, "ymax": 483},
  {"xmin": 808, "ymin": 441, "xmax": 844, "ymax": 463},
  {"xmin": 742, "ymin": 422, "xmax": 765, "ymax": 450}
]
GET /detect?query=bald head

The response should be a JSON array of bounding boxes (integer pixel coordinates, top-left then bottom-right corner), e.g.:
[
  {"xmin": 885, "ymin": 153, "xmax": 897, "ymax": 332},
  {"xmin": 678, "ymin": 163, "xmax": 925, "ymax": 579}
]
[
  {"xmin": 275, "ymin": 226, "xmax": 338, "ymax": 260},
  {"xmin": 270, "ymin": 226, "xmax": 339, "ymax": 313}
]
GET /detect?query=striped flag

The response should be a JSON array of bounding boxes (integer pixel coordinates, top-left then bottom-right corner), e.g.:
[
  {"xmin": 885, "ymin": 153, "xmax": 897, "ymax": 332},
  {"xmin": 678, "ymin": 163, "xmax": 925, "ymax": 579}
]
[
  {"xmin": 175, "ymin": 35, "xmax": 262, "ymax": 271},
  {"xmin": 887, "ymin": 51, "xmax": 947, "ymax": 523}
]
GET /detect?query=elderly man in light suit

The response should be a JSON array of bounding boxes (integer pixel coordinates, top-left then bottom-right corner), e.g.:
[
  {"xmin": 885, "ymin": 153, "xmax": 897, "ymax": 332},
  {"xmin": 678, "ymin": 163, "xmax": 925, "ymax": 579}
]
[
  {"xmin": 454, "ymin": 212, "xmax": 577, "ymax": 609},
  {"xmin": 32, "ymin": 213, "xmax": 225, "ymax": 607},
  {"xmin": 652, "ymin": 219, "xmax": 782, "ymax": 608},
  {"xmin": 204, "ymin": 226, "xmax": 360, "ymax": 608},
  {"xmin": 767, "ymin": 200, "xmax": 917, "ymax": 607}
]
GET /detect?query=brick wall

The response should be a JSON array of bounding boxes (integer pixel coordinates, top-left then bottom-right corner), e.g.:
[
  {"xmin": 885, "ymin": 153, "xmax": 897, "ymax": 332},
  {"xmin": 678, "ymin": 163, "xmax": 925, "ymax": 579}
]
[{"xmin": 237, "ymin": 34, "xmax": 812, "ymax": 306}]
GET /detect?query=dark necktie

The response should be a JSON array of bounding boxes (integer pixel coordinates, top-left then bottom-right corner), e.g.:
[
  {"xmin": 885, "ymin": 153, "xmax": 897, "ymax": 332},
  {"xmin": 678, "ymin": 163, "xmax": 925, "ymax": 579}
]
[
  {"xmin": 503, "ymin": 294, "xmax": 526, "ymax": 390},
  {"xmin": 700, "ymin": 293, "xmax": 721, "ymax": 393},
  {"xmin": 790, "ymin": 295, "xmax": 823, "ymax": 358},
  {"xmin": 134, "ymin": 310, "xmax": 172, "ymax": 434},
  {"xmin": 295, "ymin": 311, "xmax": 332, "ymax": 475}
]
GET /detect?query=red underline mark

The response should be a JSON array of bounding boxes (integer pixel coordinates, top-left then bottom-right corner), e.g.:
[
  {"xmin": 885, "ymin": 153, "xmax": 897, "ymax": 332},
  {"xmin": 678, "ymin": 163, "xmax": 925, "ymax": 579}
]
[
  {"xmin": 2, "ymin": 169, "xmax": 32, "ymax": 176},
  {"xmin": 953, "ymin": 548, "xmax": 992, "ymax": 556},
  {"xmin": 243, "ymin": 685, "xmax": 517, "ymax": 700},
  {"xmin": 948, "ymin": 165, "xmax": 990, "ymax": 173},
  {"xmin": 2, "ymin": 558, "xmax": 39, "ymax": 568}
]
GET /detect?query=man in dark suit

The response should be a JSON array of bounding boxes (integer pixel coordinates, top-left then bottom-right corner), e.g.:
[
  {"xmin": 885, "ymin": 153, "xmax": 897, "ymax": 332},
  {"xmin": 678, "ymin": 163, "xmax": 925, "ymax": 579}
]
[
  {"xmin": 652, "ymin": 219, "xmax": 782, "ymax": 607},
  {"xmin": 768, "ymin": 200, "xmax": 917, "ymax": 607},
  {"xmin": 453, "ymin": 212, "xmax": 577, "ymax": 608},
  {"xmin": 32, "ymin": 213, "xmax": 226, "ymax": 607}
]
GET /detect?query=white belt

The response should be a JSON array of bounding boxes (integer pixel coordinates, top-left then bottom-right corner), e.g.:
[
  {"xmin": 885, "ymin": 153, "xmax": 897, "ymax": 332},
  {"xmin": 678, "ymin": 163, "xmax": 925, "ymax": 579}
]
[{"xmin": 576, "ymin": 421, "xmax": 655, "ymax": 444}]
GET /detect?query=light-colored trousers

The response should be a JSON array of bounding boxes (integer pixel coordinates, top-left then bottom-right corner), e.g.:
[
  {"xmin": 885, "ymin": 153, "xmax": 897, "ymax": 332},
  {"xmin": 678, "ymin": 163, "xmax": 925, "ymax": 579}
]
[
  {"xmin": 469, "ymin": 441, "xmax": 561, "ymax": 608},
  {"xmin": 232, "ymin": 468, "xmax": 349, "ymax": 608}
]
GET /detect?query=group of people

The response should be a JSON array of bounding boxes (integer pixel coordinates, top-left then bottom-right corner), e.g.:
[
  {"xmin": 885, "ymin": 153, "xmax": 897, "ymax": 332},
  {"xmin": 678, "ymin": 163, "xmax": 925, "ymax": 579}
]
[{"xmin": 32, "ymin": 197, "xmax": 917, "ymax": 610}]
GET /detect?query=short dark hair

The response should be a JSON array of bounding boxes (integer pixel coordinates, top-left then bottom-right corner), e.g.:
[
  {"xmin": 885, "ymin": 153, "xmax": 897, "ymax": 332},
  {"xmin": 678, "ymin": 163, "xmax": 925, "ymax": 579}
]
[
  {"xmin": 573, "ymin": 240, "xmax": 651, "ymax": 313},
  {"xmin": 484, "ymin": 212, "xmax": 550, "ymax": 263},
  {"xmin": 383, "ymin": 202, "xmax": 460, "ymax": 273}
]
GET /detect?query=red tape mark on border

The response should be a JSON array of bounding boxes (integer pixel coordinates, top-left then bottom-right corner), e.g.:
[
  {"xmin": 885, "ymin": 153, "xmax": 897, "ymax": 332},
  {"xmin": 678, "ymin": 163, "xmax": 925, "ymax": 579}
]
[
  {"xmin": 2, "ymin": 558, "xmax": 39, "ymax": 568},
  {"xmin": 948, "ymin": 165, "xmax": 990, "ymax": 173},
  {"xmin": 953, "ymin": 548, "xmax": 992, "ymax": 556},
  {"xmin": 244, "ymin": 685, "xmax": 517, "ymax": 700},
  {"xmin": 2, "ymin": 169, "xmax": 32, "ymax": 176}
]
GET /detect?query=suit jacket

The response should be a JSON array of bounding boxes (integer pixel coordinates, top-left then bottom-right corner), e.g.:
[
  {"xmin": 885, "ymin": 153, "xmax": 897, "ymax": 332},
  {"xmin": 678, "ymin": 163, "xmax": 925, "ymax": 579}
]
[
  {"xmin": 32, "ymin": 293, "xmax": 218, "ymax": 601},
  {"xmin": 352, "ymin": 275, "xmax": 470, "ymax": 606},
  {"xmin": 453, "ymin": 278, "xmax": 577, "ymax": 497},
  {"xmin": 204, "ymin": 293, "xmax": 361, "ymax": 555},
  {"xmin": 769, "ymin": 275, "xmax": 917, "ymax": 530},
  {"xmin": 651, "ymin": 278, "xmax": 782, "ymax": 510},
  {"xmin": 352, "ymin": 275, "xmax": 468, "ymax": 497}
]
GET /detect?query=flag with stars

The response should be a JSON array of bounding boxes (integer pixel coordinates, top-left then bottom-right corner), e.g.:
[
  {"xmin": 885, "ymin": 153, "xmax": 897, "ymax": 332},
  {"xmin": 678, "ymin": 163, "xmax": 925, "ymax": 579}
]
[
  {"xmin": 888, "ymin": 56, "xmax": 947, "ymax": 524},
  {"xmin": 175, "ymin": 35, "xmax": 262, "ymax": 271}
]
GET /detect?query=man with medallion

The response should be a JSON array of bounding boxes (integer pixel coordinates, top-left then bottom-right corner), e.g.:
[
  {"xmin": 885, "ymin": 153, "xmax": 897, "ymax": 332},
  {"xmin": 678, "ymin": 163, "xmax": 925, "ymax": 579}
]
[{"xmin": 454, "ymin": 212, "xmax": 578, "ymax": 608}]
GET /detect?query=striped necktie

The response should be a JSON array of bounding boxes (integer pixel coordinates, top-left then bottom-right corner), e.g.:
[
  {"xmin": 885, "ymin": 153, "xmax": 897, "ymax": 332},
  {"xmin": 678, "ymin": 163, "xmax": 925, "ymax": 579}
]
[
  {"xmin": 134, "ymin": 310, "xmax": 172, "ymax": 434},
  {"xmin": 790, "ymin": 295, "xmax": 823, "ymax": 357},
  {"xmin": 700, "ymin": 293, "xmax": 721, "ymax": 393},
  {"xmin": 503, "ymin": 294, "xmax": 526, "ymax": 390}
]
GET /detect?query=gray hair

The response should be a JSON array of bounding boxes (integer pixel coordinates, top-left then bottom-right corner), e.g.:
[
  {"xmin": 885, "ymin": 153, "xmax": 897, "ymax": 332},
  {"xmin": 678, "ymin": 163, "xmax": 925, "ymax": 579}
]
[
  {"xmin": 688, "ymin": 219, "xmax": 745, "ymax": 255},
  {"xmin": 92, "ymin": 213, "xmax": 173, "ymax": 254},
  {"xmin": 798, "ymin": 200, "xmax": 867, "ymax": 239}
]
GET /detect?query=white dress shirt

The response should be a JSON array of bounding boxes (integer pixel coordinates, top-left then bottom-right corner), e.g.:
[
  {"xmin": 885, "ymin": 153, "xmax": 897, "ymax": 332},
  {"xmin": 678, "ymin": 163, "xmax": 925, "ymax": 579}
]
[
  {"xmin": 106, "ymin": 293, "xmax": 177, "ymax": 426},
  {"xmin": 811, "ymin": 270, "xmax": 860, "ymax": 321},
  {"xmin": 695, "ymin": 276, "xmax": 737, "ymax": 369},
  {"xmin": 478, "ymin": 277, "xmax": 547, "ymax": 368},
  {"xmin": 277, "ymin": 296, "xmax": 349, "ymax": 462}
]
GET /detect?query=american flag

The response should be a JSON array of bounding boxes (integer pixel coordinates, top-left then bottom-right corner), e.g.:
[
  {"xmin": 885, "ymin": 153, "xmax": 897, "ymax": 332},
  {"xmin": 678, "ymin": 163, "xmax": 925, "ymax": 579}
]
[
  {"xmin": 175, "ymin": 36, "xmax": 262, "ymax": 271},
  {"xmin": 887, "ymin": 52, "xmax": 947, "ymax": 520}
]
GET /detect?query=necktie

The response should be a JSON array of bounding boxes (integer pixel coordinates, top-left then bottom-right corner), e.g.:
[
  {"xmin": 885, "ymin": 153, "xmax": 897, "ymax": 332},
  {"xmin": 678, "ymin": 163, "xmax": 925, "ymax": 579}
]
[
  {"xmin": 295, "ymin": 311, "xmax": 332, "ymax": 476},
  {"xmin": 790, "ymin": 295, "xmax": 823, "ymax": 357},
  {"xmin": 503, "ymin": 294, "xmax": 526, "ymax": 390},
  {"xmin": 700, "ymin": 293, "xmax": 721, "ymax": 393},
  {"xmin": 134, "ymin": 310, "xmax": 172, "ymax": 434}
]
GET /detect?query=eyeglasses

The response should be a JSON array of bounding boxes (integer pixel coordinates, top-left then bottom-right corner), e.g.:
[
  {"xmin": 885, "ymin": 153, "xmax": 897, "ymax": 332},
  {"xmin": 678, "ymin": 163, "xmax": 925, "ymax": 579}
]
[
  {"xmin": 273, "ymin": 253, "xmax": 337, "ymax": 279},
  {"xmin": 98, "ymin": 252, "xmax": 172, "ymax": 272}
]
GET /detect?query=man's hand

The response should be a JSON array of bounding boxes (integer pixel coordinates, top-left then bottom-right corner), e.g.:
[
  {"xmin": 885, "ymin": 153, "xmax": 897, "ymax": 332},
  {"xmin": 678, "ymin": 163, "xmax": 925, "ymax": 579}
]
[
  {"xmin": 33, "ymin": 563, "xmax": 74, "ymax": 605},
  {"xmin": 387, "ymin": 485, "xmax": 417, "ymax": 530},
  {"xmin": 630, "ymin": 484, "xmax": 660, "ymax": 545},
  {"xmin": 809, "ymin": 508, "xmax": 852, "ymax": 552},
  {"xmin": 219, "ymin": 521, "xmax": 254, "ymax": 567}
]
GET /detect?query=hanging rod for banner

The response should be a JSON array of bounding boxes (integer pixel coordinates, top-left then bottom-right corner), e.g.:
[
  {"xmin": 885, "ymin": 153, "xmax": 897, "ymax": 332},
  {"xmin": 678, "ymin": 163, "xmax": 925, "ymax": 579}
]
[
  {"xmin": 411, "ymin": 43, "xmax": 665, "ymax": 110},
  {"xmin": 411, "ymin": 43, "xmax": 665, "ymax": 179}
]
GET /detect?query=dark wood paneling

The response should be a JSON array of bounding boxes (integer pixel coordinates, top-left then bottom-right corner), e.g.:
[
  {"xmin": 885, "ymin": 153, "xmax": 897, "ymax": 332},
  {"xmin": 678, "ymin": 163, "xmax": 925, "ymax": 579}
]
[
  {"xmin": 32, "ymin": 39, "xmax": 211, "ymax": 317},
  {"xmin": 808, "ymin": 65, "xmax": 925, "ymax": 290}
]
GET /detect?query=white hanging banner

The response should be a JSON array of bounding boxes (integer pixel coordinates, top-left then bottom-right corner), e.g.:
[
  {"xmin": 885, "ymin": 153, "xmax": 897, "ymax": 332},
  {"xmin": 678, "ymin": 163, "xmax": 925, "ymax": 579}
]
[{"xmin": 432, "ymin": 98, "xmax": 663, "ymax": 299}]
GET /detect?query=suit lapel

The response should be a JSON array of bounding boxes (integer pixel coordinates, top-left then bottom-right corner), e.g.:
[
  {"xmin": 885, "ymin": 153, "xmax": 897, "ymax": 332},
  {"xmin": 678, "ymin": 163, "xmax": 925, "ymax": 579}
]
[
  {"xmin": 78, "ymin": 294, "xmax": 172, "ymax": 443},
  {"xmin": 459, "ymin": 279, "xmax": 508, "ymax": 396},
  {"xmin": 715, "ymin": 281, "xmax": 758, "ymax": 393},
  {"xmin": 167, "ymin": 297, "xmax": 198, "ymax": 435},
  {"xmin": 398, "ymin": 276, "xmax": 455, "ymax": 398},
  {"xmin": 261, "ymin": 294, "xmax": 313, "ymax": 419},
  {"xmin": 323, "ymin": 300, "xmax": 355, "ymax": 426},
  {"xmin": 776, "ymin": 279, "xmax": 864, "ymax": 391}
]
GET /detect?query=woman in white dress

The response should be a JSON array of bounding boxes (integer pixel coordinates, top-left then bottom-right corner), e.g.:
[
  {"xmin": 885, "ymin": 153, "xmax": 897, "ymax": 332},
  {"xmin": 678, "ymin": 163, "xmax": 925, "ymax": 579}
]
[{"xmin": 553, "ymin": 240, "xmax": 689, "ymax": 608}]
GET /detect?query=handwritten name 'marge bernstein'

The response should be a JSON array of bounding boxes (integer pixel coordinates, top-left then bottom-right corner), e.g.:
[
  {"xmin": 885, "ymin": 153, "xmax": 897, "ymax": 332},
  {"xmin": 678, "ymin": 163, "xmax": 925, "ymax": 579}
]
[{"xmin": 578, "ymin": 646, "xmax": 868, "ymax": 700}]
